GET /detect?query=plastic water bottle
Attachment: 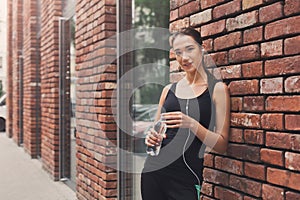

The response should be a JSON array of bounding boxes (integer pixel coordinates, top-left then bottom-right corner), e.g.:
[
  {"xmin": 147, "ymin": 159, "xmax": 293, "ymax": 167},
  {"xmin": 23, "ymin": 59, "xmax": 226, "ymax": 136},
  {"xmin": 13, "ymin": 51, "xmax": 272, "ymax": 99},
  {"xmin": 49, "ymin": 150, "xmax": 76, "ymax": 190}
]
[{"xmin": 146, "ymin": 119, "xmax": 167, "ymax": 156}]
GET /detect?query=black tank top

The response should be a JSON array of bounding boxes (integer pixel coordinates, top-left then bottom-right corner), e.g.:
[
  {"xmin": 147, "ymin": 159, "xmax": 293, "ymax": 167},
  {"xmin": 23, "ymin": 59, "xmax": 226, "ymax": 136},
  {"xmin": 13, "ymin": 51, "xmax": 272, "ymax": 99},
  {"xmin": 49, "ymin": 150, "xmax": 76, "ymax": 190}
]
[{"xmin": 143, "ymin": 82, "xmax": 215, "ymax": 185}]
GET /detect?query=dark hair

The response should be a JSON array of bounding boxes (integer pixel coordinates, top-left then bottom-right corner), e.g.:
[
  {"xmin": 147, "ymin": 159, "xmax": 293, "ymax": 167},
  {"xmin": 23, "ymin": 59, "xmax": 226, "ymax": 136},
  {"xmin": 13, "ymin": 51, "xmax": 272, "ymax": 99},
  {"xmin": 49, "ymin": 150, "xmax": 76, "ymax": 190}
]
[{"xmin": 170, "ymin": 28, "xmax": 203, "ymax": 47}]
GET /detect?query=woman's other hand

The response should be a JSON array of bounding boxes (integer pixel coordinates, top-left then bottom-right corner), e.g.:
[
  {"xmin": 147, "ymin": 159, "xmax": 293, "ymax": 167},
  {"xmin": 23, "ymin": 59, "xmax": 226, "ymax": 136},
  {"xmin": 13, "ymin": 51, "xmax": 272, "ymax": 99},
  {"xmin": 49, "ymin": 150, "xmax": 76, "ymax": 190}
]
[
  {"xmin": 145, "ymin": 127, "xmax": 165, "ymax": 147},
  {"xmin": 161, "ymin": 112, "xmax": 195, "ymax": 129}
]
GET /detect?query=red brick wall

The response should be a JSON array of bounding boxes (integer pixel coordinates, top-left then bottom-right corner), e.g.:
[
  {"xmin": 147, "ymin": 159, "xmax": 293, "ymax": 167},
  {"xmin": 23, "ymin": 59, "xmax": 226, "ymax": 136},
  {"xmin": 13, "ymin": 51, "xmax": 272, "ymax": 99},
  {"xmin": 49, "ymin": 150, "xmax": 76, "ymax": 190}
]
[
  {"xmin": 170, "ymin": 0, "xmax": 300, "ymax": 199},
  {"xmin": 6, "ymin": 0, "xmax": 13, "ymax": 137},
  {"xmin": 11, "ymin": 0, "xmax": 23, "ymax": 145},
  {"xmin": 40, "ymin": 0, "xmax": 63, "ymax": 180},
  {"xmin": 22, "ymin": 0, "xmax": 41, "ymax": 158},
  {"xmin": 75, "ymin": 0, "xmax": 118, "ymax": 199}
]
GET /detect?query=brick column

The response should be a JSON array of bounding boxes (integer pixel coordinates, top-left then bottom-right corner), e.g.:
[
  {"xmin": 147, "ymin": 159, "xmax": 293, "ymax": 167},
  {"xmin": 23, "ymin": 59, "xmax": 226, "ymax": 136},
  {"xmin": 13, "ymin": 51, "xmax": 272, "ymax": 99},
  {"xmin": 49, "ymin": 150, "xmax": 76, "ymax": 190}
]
[
  {"xmin": 22, "ymin": 0, "xmax": 41, "ymax": 158},
  {"xmin": 75, "ymin": 0, "xmax": 118, "ymax": 199},
  {"xmin": 170, "ymin": 0, "xmax": 300, "ymax": 199},
  {"xmin": 11, "ymin": 0, "xmax": 23, "ymax": 145},
  {"xmin": 40, "ymin": 0, "xmax": 63, "ymax": 180}
]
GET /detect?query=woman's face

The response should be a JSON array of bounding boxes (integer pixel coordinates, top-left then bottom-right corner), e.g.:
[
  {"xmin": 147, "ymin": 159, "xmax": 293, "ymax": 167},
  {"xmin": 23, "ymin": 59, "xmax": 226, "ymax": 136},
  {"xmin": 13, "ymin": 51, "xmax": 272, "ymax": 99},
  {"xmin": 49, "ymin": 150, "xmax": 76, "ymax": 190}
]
[{"xmin": 172, "ymin": 35, "xmax": 203, "ymax": 73}]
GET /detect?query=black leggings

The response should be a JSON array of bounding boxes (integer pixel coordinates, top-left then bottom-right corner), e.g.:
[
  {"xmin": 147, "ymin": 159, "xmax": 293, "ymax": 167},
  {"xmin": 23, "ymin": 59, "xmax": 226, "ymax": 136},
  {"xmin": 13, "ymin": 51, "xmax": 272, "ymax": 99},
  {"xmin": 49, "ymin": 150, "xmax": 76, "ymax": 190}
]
[{"xmin": 141, "ymin": 171, "xmax": 198, "ymax": 200}]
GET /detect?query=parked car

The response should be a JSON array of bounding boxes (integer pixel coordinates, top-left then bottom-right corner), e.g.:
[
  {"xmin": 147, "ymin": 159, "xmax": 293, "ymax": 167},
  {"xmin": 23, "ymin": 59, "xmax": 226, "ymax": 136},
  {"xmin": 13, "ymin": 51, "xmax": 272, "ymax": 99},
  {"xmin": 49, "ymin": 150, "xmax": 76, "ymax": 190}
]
[
  {"xmin": 132, "ymin": 104, "xmax": 158, "ymax": 153},
  {"xmin": 0, "ymin": 93, "xmax": 6, "ymax": 132}
]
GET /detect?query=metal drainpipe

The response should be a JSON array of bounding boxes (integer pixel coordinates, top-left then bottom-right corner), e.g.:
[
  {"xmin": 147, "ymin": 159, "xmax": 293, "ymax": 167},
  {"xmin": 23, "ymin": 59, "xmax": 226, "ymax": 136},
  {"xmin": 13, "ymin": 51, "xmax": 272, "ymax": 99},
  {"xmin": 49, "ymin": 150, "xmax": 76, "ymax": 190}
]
[
  {"xmin": 59, "ymin": 17, "xmax": 69, "ymax": 181},
  {"xmin": 18, "ymin": 54, "xmax": 23, "ymax": 145}
]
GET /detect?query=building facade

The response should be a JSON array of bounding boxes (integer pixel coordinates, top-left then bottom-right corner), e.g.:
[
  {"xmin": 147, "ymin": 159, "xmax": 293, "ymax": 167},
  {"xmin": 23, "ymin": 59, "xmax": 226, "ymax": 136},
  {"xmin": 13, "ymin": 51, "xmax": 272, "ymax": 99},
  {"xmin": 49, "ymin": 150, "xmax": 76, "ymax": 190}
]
[
  {"xmin": 6, "ymin": 0, "xmax": 300, "ymax": 199},
  {"xmin": 0, "ymin": 0, "xmax": 7, "ymax": 94}
]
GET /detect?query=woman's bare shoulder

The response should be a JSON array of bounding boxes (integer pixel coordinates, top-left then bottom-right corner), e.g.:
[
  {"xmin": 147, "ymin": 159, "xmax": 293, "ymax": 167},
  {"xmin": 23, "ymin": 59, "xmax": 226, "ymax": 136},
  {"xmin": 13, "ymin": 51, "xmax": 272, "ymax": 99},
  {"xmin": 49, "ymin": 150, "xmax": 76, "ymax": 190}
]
[{"xmin": 212, "ymin": 82, "xmax": 229, "ymax": 102}]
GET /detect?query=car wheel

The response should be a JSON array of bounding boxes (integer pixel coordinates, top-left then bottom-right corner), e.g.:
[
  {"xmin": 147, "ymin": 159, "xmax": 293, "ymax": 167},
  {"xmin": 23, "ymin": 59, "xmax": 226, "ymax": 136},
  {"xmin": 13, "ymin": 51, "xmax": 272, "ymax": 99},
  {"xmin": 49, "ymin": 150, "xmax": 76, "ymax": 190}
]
[{"xmin": 0, "ymin": 118, "xmax": 5, "ymax": 132}]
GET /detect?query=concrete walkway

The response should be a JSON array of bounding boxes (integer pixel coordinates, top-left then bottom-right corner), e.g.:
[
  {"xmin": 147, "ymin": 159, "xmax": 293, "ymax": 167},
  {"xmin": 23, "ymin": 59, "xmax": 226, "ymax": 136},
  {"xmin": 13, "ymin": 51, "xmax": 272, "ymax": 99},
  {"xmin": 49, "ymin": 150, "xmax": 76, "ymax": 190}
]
[{"xmin": 0, "ymin": 132, "xmax": 77, "ymax": 200}]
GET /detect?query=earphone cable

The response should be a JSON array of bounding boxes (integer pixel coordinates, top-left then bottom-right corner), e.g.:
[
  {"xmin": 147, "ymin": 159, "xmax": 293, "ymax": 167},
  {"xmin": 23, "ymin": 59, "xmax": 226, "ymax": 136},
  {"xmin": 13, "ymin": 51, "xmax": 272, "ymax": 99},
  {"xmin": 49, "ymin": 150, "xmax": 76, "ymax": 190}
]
[{"xmin": 183, "ymin": 99, "xmax": 201, "ymax": 187}]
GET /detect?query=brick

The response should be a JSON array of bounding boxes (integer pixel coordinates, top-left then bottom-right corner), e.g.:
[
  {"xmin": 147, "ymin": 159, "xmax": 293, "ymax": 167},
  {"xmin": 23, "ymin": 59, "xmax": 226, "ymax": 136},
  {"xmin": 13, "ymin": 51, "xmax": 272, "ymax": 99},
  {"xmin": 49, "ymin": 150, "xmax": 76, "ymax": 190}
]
[
  {"xmin": 265, "ymin": 56, "xmax": 300, "ymax": 76},
  {"xmin": 265, "ymin": 132, "xmax": 289, "ymax": 149},
  {"xmin": 179, "ymin": 1, "xmax": 200, "ymax": 17},
  {"xmin": 285, "ymin": 152, "xmax": 300, "ymax": 171},
  {"xmin": 244, "ymin": 196, "xmax": 258, "ymax": 200},
  {"xmin": 231, "ymin": 97, "xmax": 243, "ymax": 111},
  {"xmin": 214, "ymin": 32, "xmax": 242, "ymax": 51},
  {"xmin": 226, "ymin": 11, "xmax": 258, "ymax": 31},
  {"xmin": 243, "ymin": 26, "xmax": 263, "ymax": 44},
  {"xmin": 215, "ymin": 186, "xmax": 243, "ymax": 200},
  {"xmin": 285, "ymin": 76, "xmax": 300, "ymax": 93},
  {"xmin": 229, "ymin": 175, "xmax": 262, "ymax": 197},
  {"xmin": 261, "ymin": 148, "xmax": 284, "ymax": 166},
  {"xmin": 285, "ymin": 115, "xmax": 300, "ymax": 131},
  {"xmin": 284, "ymin": 35, "xmax": 300, "ymax": 56},
  {"xmin": 229, "ymin": 128, "xmax": 244, "ymax": 143},
  {"xmin": 244, "ymin": 129, "xmax": 264, "ymax": 145},
  {"xmin": 261, "ymin": 114, "xmax": 284, "ymax": 130},
  {"xmin": 242, "ymin": 61, "xmax": 263, "ymax": 78},
  {"xmin": 229, "ymin": 45, "xmax": 260, "ymax": 63},
  {"xmin": 287, "ymin": 134, "xmax": 300, "ymax": 151},
  {"xmin": 203, "ymin": 168, "xmax": 229, "ymax": 186},
  {"xmin": 229, "ymin": 80, "xmax": 259, "ymax": 95},
  {"xmin": 261, "ymin": 40, "xmax": 283, "ymax": 58},
  {"xmin": 204, "ymin": 153, "xmax": 214, "ymax": 167},
  {"xmin": 215, "ymin": 157, "xmax": 243, "ymax": 175},
  {"xmin": 267, "ymin": 168, "xmax": 300, "ymax": 190},
  {"xmin": 201, "ymin": 20, "xmax": 226, "ymax": 37},
  {"xmin": 170, "ymin": 0, "xmax": 180, "ymax": 9},
  {"xmin": 206, "ymin": 51, "xmax": 228, "ymax": 66},
  {"xmin": 266, "ymin": 96, "xmax": 300, "ymax": 112},
  {"xmin": 170, "ymin": 9, "xmax": 178, "ymax": 21},
  {"xmin": 170, "ymin": 60, "xmax": 180, "ymax": 72},
  {"xmin": 259, "ymin": 2, "xmax": 283, "ymax": 23},
  {"xmin": 231, "ymin": 113, "xmax": 261, "ymax": 129},
  {"xmin": 201, "ymin": 182, "xmax": 214, "ymax": 196},
  {"xmin": 213, "ymin": 0, "xmax": 242, "ymax": 19},
  {"xmin": 203, "ymin": 39, "xmax": 213, "ymax": 51},
  {"xmin": 262, "ymin": 184, "xmax": 284, "ymax": 200},
  {"xmin": 201, "ymin": 0, "xmax": 227, "ymax": 9},
  {"xmin": 243, "ymin": 96, "xmax": 264, "ymax": 112},
  {"xmin": 242, "ymin": 0, "xmax": 263, "ymax": 10},
  {"xmin": 265, "ymin": 16, "xmax": 300, "ymax": 39},
  {"xmin": 169, "ymin": 18, "xmax": 190, "ymax": 31},
  {"xmin": 261, "ymin": 77, "xmax": 283, "ymax": 94},
  {"xmin": 220, "ymin": 65, "xmax": 241, "ymax": 79},
  {"xmin": 286, "ymin": 191, "xmax": 300, "ymax": 200},
  {"xmin": 190, "ymin": 9, "xmax": 212, "ymax": 26},
  {"xmin": 227, "ymin": 143, "xmax": 261, "ymax": 162},
  {"xmin": 284, "ymin": 0, "xmax": 300, "ymax": 16},
  {"xmin": 245, "ymin": 162, "xmax": 266, "ymax": 180}
]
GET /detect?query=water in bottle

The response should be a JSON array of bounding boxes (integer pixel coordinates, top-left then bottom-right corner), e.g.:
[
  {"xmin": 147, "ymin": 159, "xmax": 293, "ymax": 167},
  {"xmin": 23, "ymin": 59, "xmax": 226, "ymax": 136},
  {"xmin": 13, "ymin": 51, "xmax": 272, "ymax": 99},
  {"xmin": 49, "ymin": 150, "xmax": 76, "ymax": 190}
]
[{"xmin": 146, "ymin": 120, "xmax": 167, "ymax": 156}]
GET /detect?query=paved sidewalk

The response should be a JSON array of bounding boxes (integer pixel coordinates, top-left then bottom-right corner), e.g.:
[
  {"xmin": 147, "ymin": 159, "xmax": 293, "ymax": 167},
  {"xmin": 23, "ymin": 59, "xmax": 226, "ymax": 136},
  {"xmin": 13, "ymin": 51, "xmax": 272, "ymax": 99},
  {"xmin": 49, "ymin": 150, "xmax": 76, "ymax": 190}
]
[{"xmin": 0, "ymin": 132, "xmax": 77, "ymax": 200}]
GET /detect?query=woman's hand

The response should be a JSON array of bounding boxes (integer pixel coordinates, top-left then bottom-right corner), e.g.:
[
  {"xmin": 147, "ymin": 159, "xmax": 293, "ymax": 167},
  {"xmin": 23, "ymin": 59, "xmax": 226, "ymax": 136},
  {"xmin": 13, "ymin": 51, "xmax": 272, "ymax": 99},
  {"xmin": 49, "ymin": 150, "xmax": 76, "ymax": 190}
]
[
  {"xmin": 145, "ymin": 127, "xmax": 165, "ymax": 147},
  {"xmin": 161, "ymin": 112, "xmax": 195, "ymax": 129}
]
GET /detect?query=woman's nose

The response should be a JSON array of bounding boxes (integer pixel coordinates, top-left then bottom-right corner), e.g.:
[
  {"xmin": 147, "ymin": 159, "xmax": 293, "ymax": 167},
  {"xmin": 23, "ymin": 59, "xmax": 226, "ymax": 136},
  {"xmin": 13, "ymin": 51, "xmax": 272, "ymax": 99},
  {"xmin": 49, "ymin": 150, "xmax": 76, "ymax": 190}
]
[{"xmin": 181, "ymin": 52, "xmax": 189, "ymax": 60}]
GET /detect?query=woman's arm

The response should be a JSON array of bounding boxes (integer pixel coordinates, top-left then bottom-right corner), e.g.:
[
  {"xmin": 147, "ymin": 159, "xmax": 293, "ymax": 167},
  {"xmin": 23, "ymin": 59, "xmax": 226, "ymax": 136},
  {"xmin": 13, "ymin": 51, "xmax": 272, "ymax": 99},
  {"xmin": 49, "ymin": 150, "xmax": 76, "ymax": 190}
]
[
  {"xmin": 162, "ymin": 82, "xmax": 230, "ymax": 154},
  {"xmin": 191, "ymin": 82, "xmax": 230, "ymax": 153},
  {"xmin": 154, "ymin": 84, "xmax": 172, "ymax": 121},
  {"xmin": 145, "ymin": 84, "xmax": 172, "ymax": 147}
]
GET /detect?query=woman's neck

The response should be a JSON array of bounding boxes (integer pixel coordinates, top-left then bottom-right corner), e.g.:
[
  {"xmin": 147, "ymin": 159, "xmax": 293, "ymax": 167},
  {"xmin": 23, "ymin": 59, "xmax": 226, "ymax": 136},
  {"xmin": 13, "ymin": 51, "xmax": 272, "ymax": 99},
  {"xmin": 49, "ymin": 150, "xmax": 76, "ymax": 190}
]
[{"xmin": 185, "ymin": 68, "xmax": 207, "ymax": 86}]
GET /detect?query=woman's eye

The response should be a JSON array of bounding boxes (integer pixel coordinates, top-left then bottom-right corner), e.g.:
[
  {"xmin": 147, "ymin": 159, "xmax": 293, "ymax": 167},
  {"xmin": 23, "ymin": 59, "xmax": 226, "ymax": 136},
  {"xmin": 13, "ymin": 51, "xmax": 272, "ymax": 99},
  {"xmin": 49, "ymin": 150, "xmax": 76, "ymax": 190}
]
[
  {"xmin": 187, "ymin": 47, "xmax": 194, "ymax": 52},
  {"xmin": 175, "ymin": 51, "xmax": 182, "ymax": 56}
]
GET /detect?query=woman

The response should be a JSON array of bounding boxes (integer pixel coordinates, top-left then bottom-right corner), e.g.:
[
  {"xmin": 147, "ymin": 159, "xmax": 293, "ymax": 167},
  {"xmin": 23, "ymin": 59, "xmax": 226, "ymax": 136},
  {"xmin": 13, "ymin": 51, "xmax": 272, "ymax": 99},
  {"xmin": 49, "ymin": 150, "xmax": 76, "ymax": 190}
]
[{"xmin": 141, "ymin": 28, "xmax": 230, "ymax": 200}]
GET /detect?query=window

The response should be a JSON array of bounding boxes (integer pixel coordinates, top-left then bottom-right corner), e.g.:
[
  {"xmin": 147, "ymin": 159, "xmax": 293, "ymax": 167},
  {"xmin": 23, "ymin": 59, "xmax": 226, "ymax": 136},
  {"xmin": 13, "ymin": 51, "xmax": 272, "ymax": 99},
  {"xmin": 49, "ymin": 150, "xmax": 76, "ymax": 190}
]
[{"xmin": 118, "ymin": 0, "xmax": 170, "ymax": 199}]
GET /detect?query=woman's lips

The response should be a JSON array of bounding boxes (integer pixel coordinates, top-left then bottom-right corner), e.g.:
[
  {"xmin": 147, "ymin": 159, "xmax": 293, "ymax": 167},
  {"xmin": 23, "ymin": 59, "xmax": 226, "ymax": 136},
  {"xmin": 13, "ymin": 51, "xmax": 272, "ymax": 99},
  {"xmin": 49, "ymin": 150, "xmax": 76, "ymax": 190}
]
[{"xmin": 182, "ymin": 63, "xmax": 193, "ymax": 67}]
